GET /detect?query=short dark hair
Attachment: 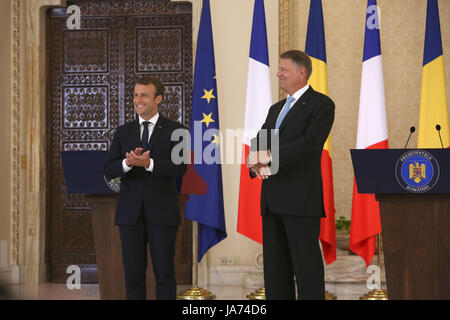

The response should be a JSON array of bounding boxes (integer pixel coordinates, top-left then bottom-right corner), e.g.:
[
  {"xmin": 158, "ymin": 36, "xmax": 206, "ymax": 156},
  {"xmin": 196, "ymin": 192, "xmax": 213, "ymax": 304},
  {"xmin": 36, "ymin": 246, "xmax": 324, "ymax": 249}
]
[
  {"xmin": 135, "ymin": 76, "xmax": 165, "ymax": 100},
  {"xmin": 280, "ymin": 50, "xmax": 312, "ymax": 79}
]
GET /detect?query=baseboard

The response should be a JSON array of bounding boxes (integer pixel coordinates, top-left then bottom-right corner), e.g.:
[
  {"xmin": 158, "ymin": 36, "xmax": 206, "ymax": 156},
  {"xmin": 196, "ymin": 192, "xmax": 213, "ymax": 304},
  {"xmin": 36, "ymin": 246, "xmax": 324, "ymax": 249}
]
[
  {"xmin": 198, "ymin": 254, "xmax": 386, "ymax": 290},
  {"xmin": 0, "ymin": 266, "xmax": 12, "ymax": 284},
  {"xmin": 10, "ymin": 265, "xmax": 23, "ymax": 284},
  {"xmin": 198, "ymin": 265, "xmax": 264, "ymax": 288}
]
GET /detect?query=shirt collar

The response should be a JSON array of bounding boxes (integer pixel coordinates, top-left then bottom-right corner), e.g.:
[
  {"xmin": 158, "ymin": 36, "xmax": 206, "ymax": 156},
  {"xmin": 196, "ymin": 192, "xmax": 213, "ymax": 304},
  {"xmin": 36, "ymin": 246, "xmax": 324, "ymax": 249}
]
[
  {"xmin": 139, "ymin": 113, "xmax": 159, "ymax": 126},
  {"xmin": 287, "ymin": 84, "xmax": 310, "ymax": 102}
]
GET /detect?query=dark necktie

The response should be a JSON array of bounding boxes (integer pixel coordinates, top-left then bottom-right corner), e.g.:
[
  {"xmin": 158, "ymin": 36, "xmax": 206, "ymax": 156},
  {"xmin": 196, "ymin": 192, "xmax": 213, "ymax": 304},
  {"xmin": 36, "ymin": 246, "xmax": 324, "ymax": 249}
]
[{"xmin": 141, "ymin": 121, "xmax": 150, "ymax": 151}]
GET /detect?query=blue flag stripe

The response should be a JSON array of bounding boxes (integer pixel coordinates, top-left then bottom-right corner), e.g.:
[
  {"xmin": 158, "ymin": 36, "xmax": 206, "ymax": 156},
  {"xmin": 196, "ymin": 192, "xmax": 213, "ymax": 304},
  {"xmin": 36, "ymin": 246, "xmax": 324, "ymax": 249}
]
[
  {"xmin": 363, "ymin": 0, "xmax": 382, "ymax": 62},
  {"xmin": 249, "ymin": 0, "xmax": 269, "ymax": 66},
  {"xmin": 423, "ymin": 0, "xmax": 443, "ymax": 66},
  {"xmin": 305, "ymin": 0, "xmax": 327, "ymax": 63}
]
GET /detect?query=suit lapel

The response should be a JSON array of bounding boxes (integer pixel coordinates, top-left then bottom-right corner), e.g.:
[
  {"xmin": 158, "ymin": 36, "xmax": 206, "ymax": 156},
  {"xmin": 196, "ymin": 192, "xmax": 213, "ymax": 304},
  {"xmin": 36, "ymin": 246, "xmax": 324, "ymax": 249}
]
[
  {"xmin": 268, "ymin": 100, "xmax": 286, "ymax": 129},
  {"xmin": 278, "ymin": 86, "xmax": 314, "ymax": 132},
  {"xmin": 130, "ymin": 119, "xmax": 141, "ymax": 148},
  {"xmin": 148, "ymin": 116, "xmax": 165, "ymax": 151}
]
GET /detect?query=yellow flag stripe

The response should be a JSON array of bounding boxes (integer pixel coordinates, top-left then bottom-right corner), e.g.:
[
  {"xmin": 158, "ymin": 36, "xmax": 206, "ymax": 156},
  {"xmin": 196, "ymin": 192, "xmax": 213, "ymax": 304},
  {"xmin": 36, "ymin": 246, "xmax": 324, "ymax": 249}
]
[
  {"xmin": 418, "ymin": 56, "xmax": 450, "ymax": 148},
  {"xmin": 309, "ymin": 57, "xmax": 328, "ymax": 95},
  {"xmin": 309, "ymin": 57, "xmax": 332, "ymax": 155}
]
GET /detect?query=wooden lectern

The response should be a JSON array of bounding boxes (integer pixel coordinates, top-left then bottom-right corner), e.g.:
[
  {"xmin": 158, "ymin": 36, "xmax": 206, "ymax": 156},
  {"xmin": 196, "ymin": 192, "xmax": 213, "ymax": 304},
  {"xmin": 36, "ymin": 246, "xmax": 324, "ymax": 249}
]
[
  {"xmin": 88, "ymin": 194, "xmax": 189, "ymax": 300},
  {"xmin": 351, "ymin": 149, "xmax": 450, "ymax": 300}
]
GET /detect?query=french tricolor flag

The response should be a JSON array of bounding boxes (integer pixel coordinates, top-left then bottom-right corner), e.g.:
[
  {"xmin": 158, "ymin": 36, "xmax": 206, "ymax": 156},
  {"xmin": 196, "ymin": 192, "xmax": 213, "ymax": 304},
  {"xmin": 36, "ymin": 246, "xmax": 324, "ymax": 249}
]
[
  {"xmin": 237, "ymin": 0, "xmax": 272, "ymax": 243},
  {"xmin": 349, "ymin": 0, "xmax": 389, "ymax": 267}
]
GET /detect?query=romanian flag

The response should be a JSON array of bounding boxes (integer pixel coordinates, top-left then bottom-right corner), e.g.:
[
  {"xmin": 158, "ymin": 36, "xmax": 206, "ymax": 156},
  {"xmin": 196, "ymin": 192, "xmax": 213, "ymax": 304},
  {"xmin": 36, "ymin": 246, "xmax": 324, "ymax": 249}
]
[
  {"xmin": 418, "ymin": 0, "xmax": 449, "ymax": 148},
  {"xmin": 237, "ymin": 0, "xmax": 272, "ymax": 243},
  {"xmin": 349, "ymin": 0, "xmax": 388, "ymax": 267},
  {"xmin": 305, "ymin": 0, "xmax": 336, "ymax": 265},
  {"xmin": 184, "ymin": 0, "xmax": 227, "ymax": 262}
]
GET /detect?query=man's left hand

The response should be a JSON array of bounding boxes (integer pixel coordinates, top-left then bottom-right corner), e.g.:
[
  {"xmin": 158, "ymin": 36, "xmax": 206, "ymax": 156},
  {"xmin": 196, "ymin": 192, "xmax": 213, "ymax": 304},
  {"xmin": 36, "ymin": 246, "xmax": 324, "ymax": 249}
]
[
  {"xmin": 247, "ymin": 150, "xmax": 271, "ymax": 168},
  {"xmin": 129, "ymin": 149, "xmax": 151, "ymax": 169}
]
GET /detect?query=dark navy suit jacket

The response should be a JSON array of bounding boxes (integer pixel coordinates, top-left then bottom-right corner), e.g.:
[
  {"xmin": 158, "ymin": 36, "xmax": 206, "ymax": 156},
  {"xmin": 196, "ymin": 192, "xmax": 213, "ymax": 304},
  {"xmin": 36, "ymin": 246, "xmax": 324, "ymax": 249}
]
[
  {"xmin": 251, "ymin": 86, "xmax": 335, "ymax": 218},
  {"xmin": 103, "ymin": 116, "xmax": 187, "ymax": 226}
]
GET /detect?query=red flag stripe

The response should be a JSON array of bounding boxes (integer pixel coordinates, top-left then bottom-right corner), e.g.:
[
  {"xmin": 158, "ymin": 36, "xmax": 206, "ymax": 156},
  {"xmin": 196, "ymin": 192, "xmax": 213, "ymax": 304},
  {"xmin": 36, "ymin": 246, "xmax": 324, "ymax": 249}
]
[
  {"xmin": 237, "ymin": 144, "xmax": 263, "ymax": 243},
  {"xmin": 320, "ymin": 149, "xmax": 336, "ymax": 264},
  {"xmin": 349, "ymin": 139, "xmax": 388, "ymax": 267}
]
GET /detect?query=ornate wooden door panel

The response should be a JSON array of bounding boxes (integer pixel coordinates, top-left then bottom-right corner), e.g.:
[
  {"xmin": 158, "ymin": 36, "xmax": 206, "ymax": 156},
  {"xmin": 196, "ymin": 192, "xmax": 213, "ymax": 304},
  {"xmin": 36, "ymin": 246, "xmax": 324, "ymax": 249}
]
[{"xmin": 46, "ymin": 0, "xmax": 192, "ymax": 283}]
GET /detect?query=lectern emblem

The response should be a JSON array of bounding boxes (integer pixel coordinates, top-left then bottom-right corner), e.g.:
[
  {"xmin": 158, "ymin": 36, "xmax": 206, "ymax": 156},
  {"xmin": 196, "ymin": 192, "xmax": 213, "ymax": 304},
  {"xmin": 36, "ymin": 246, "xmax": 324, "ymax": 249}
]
[
  {"xmin": 409, "ymin": 162, "xmax": 426, "ymax": 183},
  {"xmin": 104, "ymin": 176, "xmax": 121, "ymax": 193},
  {"xmin": 395, "ymin": 150, "xmax": 439, "ymax": 193}
]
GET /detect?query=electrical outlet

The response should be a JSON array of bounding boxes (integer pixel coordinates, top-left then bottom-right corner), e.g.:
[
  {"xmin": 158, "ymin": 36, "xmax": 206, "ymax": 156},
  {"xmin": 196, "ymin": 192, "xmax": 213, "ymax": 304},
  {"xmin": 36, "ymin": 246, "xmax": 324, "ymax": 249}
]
[{"xmin": 220, "ymin": 257, "xmax": 239, "ymax": 265}]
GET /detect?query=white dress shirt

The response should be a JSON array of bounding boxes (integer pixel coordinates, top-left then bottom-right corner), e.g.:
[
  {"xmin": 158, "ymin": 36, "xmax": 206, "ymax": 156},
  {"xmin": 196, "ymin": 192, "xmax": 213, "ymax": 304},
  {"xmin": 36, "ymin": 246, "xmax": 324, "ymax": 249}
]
[
  {"xmin": 122, "ymin": 113, "xmax": 159, "ymax": 173},
  {"xmin": 267, "ymin": 84, "xmax": 310, "ymax": 165},
  {"xmin": 285, "ymin": 84, "xmax": 310, "ymax": 111}
]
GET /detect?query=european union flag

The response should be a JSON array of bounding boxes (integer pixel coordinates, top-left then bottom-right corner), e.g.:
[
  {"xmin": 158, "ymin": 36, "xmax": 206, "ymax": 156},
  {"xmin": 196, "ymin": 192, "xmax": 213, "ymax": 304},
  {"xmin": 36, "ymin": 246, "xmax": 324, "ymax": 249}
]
[{"xmin": 185, "ymin": 0, "xmax": 227, "ymax": 262}]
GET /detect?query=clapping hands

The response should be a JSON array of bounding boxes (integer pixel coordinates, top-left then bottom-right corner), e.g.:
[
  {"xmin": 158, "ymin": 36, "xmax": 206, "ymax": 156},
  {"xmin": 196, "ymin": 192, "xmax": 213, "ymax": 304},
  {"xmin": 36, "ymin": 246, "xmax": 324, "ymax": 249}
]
[{"xmin": 125, "ymin": 147, "xmax": 151, "ymax": 169}]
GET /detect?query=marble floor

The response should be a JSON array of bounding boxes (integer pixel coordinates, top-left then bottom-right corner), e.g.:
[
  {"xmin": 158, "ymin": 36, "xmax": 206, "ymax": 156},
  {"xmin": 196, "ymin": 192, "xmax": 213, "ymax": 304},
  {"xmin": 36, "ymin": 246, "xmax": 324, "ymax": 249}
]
[
  {"xmin": 1, "ymin": 252, "xmax": 387, "ymax": 300},
  {"xmin": 3, "ymin": 282, "xmax": 386, "ymax": 300}
]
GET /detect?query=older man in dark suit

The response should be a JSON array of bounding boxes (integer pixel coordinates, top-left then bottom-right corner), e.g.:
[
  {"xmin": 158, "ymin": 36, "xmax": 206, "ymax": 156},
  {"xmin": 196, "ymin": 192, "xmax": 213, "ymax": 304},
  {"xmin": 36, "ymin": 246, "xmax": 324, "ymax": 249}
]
[
  {"xmin": 248, "ymin": 50, "xmax": 335, "ymax": 300},
  {"xmin": 104, "ymin": 77, "xmax": 187, "ymax": 300}
]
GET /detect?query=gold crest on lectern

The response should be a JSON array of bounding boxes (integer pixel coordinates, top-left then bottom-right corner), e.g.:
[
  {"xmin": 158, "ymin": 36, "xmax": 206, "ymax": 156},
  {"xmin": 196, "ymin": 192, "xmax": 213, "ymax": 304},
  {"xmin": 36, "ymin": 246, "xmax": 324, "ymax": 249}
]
[{"xmin": 409, "ymin": 162, "xmax": 426, "ymax": 184}]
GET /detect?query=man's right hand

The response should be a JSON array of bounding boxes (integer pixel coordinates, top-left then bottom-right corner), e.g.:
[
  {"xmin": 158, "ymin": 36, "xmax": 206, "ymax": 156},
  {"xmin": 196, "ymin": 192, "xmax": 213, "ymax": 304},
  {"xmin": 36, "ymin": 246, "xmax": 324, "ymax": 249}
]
[
  {"xmin": 251, "ymin": 164, "xmax": 271, "ymax": 180},
  {"xmin": 125, "ymin": 147, "xmax": 143, "ymax": 167},
  {"xmin": 247, "ymin": 150, "xmax": 271, "ymax": 168}
]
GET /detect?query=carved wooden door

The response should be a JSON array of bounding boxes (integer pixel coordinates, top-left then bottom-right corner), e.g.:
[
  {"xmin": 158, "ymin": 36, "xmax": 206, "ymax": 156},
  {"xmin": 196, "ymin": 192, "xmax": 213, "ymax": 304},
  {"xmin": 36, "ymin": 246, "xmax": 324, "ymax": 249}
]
[{"xmin": 46, "ymin": 0, "xmax": 192, "ymax": 283}]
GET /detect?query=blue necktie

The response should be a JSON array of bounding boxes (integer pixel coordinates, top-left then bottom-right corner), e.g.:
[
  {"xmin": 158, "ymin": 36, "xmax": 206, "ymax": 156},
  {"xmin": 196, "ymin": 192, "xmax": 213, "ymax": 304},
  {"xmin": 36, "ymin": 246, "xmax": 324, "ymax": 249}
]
[
  {"xmin": 141, "ymin": 121, "xmax": 150, "ymax": 151},
  {"xmin": 275, "ymin": 96, "xmax": 295, "ymax": 130}
]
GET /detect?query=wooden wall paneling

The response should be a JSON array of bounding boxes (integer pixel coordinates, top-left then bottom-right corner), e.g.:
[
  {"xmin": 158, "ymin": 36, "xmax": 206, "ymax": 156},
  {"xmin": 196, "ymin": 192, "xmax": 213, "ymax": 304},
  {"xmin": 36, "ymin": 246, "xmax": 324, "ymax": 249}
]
[{"xmin": 46, "ymin": 0, "xmax": 192, "ymax": 284}]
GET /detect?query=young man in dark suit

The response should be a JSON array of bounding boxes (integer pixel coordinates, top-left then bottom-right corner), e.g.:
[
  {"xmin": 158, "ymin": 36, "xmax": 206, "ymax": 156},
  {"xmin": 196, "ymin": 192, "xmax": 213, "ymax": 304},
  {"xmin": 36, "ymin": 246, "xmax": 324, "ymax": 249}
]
[
  {"xmin": 248, "ymin": 50, "xmax": 335, "ymax": 300},
  {"xmin": 104, "ymin": 77, "xmax": 187, "ymax": 300}
]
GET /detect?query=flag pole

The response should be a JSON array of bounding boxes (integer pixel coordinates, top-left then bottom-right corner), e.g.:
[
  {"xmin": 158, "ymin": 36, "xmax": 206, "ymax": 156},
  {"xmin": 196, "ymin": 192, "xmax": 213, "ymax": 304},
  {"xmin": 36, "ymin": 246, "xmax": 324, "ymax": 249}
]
[
  {"xmin": 247, "ymin": 250, "xmax": 266, "ymax": 300},
  {"xmin": 247, "ymin": 286, "xmax": 266, "ymax": 300},
  {"xmin": 178, "ymin": 0, "xmax": 225, "ymax": 300},
  {"xmin": 177, "ymin": 221, "xmax": 216, "ymax": 300},
  {"xmin": 360, "ymin": 233, "xmax": 388, "ymax": 300}
]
